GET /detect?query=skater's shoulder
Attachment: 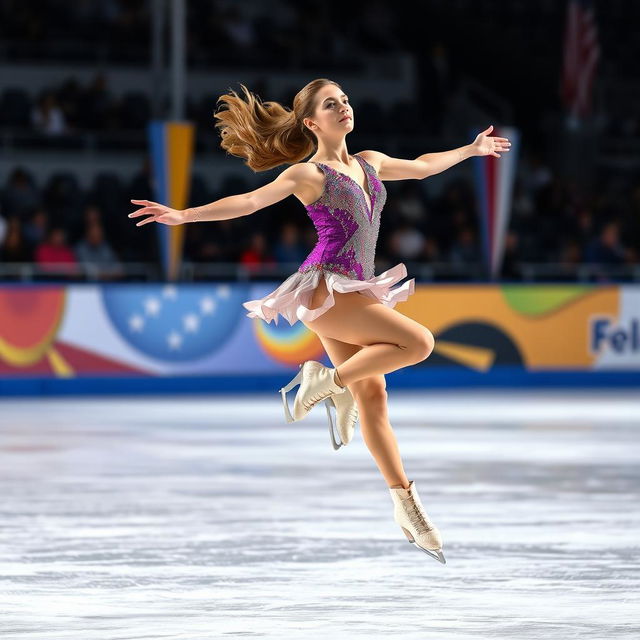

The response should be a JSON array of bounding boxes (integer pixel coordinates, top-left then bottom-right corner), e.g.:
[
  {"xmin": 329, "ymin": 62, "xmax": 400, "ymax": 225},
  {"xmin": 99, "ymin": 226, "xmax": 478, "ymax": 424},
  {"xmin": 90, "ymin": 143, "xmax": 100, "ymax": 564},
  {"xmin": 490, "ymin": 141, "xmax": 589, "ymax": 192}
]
[
  {"xmin": 277, "ymin": 161, "xmax": 322, "ymax": 179},
  {"xmin": 281, "ymin": 162, "xmax": 327, "ymax": 207}
]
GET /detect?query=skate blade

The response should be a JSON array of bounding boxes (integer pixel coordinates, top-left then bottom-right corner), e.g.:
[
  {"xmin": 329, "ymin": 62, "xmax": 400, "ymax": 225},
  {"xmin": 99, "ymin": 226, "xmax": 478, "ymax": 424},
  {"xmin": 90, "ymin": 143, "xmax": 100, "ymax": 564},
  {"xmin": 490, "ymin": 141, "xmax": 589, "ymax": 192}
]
[
  {"xmin": 278, "ymin": 363, "xmax": 304, "ymax": 423},
  {"xmin": 401, "ymin": 526, "xmax": 446, "ymax": 564},
  {"xmin": 324, "ymin": 397, "xmax": 344, "ymax": 451},
  {"xmin": 414, "ymin": 544, "xmax": 446, "ymax": 564}
]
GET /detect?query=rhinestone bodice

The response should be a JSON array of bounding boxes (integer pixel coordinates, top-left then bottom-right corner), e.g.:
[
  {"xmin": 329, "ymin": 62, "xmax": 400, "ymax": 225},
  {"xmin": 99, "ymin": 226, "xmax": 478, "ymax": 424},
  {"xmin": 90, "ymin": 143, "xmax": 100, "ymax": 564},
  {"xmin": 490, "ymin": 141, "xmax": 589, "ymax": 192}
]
[{"xmin": 297, "ymin": 154, "xmax": 387, "ymax": 281}]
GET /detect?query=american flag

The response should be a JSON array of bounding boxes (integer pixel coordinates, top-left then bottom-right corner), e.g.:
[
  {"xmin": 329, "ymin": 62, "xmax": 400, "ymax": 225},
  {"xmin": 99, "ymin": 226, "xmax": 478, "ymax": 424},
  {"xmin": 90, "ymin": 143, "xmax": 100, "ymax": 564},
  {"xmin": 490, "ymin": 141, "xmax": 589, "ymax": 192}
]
[{"xmin": 560, "ymin": 0, "xmax": 601, "ymax": 121}]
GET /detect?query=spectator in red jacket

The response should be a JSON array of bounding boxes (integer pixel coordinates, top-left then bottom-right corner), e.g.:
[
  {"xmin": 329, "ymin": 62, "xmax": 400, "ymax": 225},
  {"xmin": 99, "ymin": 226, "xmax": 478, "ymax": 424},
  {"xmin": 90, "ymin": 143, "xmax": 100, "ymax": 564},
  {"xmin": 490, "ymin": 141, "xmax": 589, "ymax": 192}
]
[
  {"xmin": 240, "ymin": 231, "xmax": 276, "ymax": 275},
  {"xmin": 35, "ymin": 227, "xmax": 80, "ymax": 277}
]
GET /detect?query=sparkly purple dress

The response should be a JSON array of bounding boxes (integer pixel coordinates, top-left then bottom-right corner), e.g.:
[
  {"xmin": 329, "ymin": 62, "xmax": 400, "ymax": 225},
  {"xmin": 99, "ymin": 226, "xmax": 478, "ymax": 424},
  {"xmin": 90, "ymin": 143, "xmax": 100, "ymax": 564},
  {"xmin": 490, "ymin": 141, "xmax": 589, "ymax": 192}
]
[{"xmin": 242, "ymin": 153, "xmax": 415, "ymax": 325}]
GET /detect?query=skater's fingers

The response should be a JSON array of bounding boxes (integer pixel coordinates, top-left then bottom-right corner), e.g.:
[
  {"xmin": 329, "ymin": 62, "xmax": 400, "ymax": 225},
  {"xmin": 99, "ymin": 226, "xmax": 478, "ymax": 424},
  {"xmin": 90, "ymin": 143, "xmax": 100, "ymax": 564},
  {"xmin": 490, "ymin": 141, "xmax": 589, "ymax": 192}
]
[
  {"xmin": 135, "ymin": 215, "xmax": 157, "ymax": 226},
  {"xmin": 129, "ymin": 206, "xmax": 162, "ymax": 218},
  {"xmin": 130, "ymin": 199, "xmax": 158, "ymax": 206}
]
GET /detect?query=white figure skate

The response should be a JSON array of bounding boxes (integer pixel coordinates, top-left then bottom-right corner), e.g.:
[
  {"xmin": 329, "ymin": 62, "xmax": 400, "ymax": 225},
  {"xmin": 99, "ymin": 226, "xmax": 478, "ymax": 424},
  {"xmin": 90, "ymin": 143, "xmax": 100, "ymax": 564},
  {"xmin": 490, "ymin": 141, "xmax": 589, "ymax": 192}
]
[
  {"xmin": 389, "ymin": 479, "xmax": 446, "ymax": 564},
  {"xmin": 279, "ymin": 360, "xmax": 346, "ymax": 423}
]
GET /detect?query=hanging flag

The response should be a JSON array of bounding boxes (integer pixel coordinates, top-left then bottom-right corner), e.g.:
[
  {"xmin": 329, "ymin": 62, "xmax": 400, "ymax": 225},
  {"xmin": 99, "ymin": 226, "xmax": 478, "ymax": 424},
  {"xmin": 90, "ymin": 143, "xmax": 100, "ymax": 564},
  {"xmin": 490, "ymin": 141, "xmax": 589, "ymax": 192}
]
[
  {"xmin": 148, "ymin": 120, "xmax": 196, "ymax": 281},
  {"xmin": 560, "ymin": 0, "xmax": 601, "ymax": 122},
  {"xmin": 472, "ymin": 126, "xmax": 520, "ymax": 280}
]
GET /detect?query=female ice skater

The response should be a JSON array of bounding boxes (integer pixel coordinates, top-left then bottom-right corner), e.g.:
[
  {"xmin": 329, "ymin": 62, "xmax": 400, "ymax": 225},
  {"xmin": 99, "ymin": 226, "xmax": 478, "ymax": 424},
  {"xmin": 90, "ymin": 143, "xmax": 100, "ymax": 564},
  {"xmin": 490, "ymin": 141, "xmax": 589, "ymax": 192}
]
[{"xmin": 129, "ymin": 78, "xmax": 510, "ymax": 564}]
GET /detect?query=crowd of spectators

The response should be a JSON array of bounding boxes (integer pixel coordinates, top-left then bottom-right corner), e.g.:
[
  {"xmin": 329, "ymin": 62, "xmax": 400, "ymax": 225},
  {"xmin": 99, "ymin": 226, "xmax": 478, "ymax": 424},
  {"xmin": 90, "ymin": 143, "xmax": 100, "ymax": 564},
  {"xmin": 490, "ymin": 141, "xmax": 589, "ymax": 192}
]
[
  {"xmin": 0, "ymin": 72, "xmax": 426, "ymax": 148},
  {"xmin": 0, "ymin": 172, "xmax": 126, "ymax": 280},
  {"xmin": 1, "ymin": 71, "xmax": 226, "ymax": 141},
  {"xmin": 1, "ymin": 147, "xmax": 638, "ymax": 282},
  {"xmin": 3, "ymin": 0, "xmax": 640, "ymax": 144},
  {"xmin": 1, "ymin": 0, "xmax": 412, "ymax": 143},
  {"xmin": 4, "ymin": 0, "xmax": 635, "ymax": 146},
  {"xmin": 1, "ymin": 0, "xmax": 639, "ymax": 281}
]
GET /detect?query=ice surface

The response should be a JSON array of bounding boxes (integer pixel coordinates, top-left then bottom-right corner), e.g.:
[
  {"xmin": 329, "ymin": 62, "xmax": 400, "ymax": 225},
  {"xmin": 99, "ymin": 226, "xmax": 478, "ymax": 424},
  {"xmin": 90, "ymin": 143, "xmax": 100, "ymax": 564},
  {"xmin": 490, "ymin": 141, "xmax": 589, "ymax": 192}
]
[{"xmin": 0, "ymin": 390, "xmax": 639, "ymax": 639}]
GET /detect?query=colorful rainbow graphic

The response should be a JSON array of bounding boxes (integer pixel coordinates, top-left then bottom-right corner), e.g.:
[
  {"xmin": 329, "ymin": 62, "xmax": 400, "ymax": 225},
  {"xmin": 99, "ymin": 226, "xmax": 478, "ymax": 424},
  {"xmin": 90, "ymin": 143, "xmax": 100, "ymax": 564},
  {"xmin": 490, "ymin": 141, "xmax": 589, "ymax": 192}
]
[{"xmin": 250, "ymin": 316, "xmax": 326, "ymax": 367}]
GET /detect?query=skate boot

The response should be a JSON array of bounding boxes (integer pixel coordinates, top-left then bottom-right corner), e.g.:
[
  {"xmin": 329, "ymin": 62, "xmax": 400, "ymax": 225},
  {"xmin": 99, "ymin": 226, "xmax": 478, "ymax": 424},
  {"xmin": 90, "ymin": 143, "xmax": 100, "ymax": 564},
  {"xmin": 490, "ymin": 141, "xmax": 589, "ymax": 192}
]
[
  {"xmin": 324, "ymin": 388, "xmax": 358, "ymax": 450},
  {"xmin": 279, "ymin": 360, "xmax": 346, "ymax": 423},
  {"xmin": 389, "ymin": 479, "xmax": 446, "ymax": 564}
]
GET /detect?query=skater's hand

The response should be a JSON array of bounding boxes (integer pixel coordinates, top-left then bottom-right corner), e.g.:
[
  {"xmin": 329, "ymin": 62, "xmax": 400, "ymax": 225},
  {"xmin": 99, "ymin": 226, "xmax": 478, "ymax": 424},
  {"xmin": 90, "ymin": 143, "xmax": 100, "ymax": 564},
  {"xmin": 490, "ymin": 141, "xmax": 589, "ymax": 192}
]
[
  {"xmin": 470, "ymin": 125, "xmax": 511, "ymax": 158},
  {"xmin": 128, "ymin": 199, "xmax": 185, "ymax": 226}
]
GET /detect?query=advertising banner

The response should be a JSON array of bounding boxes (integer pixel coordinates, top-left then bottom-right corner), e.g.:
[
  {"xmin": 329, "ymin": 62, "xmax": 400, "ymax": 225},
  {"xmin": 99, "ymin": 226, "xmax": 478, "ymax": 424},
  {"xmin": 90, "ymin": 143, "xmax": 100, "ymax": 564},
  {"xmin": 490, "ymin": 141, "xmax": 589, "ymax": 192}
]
[{"xmin": 1, "ymin": 283, "xmax": 638, "ymax": 381}]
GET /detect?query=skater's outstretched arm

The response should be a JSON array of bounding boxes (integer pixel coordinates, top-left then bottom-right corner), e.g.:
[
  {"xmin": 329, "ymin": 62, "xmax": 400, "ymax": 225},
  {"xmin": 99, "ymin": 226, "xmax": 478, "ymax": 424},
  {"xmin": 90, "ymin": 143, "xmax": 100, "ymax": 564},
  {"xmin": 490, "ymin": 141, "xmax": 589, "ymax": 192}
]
[
  {"xmin": 358, "ymin": 125, "xmax": 510, "ymax": 182},
  {"xmin": 128, "ymin": 163, "xmax": 311, "ymax": 227}
]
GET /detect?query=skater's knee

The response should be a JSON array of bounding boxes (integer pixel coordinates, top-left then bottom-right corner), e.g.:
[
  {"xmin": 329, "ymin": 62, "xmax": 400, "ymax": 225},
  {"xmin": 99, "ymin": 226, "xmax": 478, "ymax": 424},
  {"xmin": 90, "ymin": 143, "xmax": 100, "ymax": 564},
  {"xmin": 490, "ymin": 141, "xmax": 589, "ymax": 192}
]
[
  {"xmin": 403, "ymin": 328, "xmax": 435, "ymax": 363},
  {"xmin": 418, "ymin": 328, "xmax": 435, "ymax": 360},
  {"xmin": 350, "ymin": 375, "xmax": 387, "ymax": 405}
]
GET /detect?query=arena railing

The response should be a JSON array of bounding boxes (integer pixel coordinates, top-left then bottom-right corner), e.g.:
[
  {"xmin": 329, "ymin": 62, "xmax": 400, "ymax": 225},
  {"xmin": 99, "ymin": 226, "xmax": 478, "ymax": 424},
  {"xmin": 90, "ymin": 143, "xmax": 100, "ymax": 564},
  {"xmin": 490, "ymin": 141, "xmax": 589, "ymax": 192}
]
[{"xmin": 0, "ymin": 262, "xmax": 639, "ymax": 283}]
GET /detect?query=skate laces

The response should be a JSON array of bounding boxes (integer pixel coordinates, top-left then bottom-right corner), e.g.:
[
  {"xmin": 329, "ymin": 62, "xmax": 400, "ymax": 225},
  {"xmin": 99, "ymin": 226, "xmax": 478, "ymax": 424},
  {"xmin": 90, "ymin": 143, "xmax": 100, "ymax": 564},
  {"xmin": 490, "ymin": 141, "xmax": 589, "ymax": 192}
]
[
  {"xmin": 303, "ymin": 391, "xmax": 331, "ymax": 411},
  {"xmin": 403, "ymin": 495, "xmax": 434, "ymax": 532},
  {"xmin": 301, "ymin": 364, "xmax": 340, "ymax": 411}
]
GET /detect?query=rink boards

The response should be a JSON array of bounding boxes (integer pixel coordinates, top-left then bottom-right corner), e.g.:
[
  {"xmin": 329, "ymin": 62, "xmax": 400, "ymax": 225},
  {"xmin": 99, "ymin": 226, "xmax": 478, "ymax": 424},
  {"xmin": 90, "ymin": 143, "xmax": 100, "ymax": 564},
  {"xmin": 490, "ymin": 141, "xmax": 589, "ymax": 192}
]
[{"xmin": 0, "ymin": 282, "xmax": 639, "ymax": 394}]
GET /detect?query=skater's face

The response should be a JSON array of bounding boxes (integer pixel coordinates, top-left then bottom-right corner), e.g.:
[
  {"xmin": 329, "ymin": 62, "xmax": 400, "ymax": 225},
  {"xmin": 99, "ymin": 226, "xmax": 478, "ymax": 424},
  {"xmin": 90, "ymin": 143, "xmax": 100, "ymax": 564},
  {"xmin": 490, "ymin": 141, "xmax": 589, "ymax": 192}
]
[{"xmin": 304, "ymin": 85, "xmax": 353, "ymax": 139}]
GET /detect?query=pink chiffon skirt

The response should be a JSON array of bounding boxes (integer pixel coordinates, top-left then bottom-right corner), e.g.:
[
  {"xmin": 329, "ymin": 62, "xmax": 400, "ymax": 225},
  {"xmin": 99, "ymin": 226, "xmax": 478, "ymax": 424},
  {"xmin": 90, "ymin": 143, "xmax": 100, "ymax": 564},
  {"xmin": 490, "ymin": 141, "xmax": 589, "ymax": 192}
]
[{"xmin": 242, "ymin": 262, "xmax": 416, "ymax": 326}]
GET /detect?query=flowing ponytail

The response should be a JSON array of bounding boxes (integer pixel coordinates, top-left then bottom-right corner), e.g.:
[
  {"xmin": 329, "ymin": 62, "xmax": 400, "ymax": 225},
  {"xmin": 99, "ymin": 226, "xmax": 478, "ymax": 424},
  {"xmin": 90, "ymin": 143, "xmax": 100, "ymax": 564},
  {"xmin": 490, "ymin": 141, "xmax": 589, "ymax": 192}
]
[{"xmin": 213, "ymin": 78, "xmax": 341, "ymax": 172}]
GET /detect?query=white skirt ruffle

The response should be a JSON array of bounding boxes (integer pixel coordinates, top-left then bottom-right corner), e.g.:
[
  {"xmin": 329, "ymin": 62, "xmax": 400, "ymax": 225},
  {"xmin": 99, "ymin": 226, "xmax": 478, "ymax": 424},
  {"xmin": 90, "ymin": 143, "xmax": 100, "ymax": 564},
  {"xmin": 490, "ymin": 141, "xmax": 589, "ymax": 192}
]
[{"xmin": 242, "ymin": 262, "xmax": 415, "ymax": 326}]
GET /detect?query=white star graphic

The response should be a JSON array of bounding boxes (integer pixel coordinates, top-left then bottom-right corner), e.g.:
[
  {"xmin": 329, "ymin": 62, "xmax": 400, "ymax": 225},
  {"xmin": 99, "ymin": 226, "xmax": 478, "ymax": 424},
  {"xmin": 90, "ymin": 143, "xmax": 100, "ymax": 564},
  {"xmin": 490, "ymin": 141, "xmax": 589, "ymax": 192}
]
[
  {"xmin": 162, "ymin": 284, "xmax": 178, "ymax": 300},
  {"xmin": 167, "ymin": 330, "xmax": 182, "ymax": 350},
  {"xmin": 217, "ymin": 284, "xmax": 231, "ymax": 298},
  {"xmin": 200, "ymin": 296, "xmax": 216, "ymax": 315},
  {"xmin": 144, "ymin": 297, "xmax": 161, "ymax": 316},
  {"xmin": 128, "ymin": 314, "xmax": 145, "ymax": 332},
  {"xmin": 183, "ymin": 313, "xmax": 200, "ymax": 333}
]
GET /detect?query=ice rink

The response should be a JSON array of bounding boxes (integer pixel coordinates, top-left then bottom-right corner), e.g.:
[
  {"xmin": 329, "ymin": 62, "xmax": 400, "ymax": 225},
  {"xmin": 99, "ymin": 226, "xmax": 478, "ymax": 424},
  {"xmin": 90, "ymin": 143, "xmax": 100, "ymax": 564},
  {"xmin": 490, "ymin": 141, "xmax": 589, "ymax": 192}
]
[{"xmin": 1, "ymin": 390, "xmax": 639, "ymax": 639}]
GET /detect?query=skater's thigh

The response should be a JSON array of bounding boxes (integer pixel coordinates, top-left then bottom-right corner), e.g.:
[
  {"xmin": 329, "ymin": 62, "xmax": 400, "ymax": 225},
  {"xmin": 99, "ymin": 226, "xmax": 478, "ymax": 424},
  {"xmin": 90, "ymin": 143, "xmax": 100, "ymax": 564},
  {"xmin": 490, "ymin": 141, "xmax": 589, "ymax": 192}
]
[
  {"xmin": 316, "ymin": 333, "xmax": 387, "ymax": 398},
  {"xmin": 303, "ymin": 289, "xmax": 434, "ymax": 353}
]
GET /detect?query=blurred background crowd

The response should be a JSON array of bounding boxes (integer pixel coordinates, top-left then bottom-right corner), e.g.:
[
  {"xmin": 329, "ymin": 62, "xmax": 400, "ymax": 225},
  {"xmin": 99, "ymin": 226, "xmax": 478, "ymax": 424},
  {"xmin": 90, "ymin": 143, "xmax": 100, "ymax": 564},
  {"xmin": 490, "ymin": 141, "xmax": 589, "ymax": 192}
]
[{"xmin": 1, "ymin": 0, "xmax": 639, "ymax": 282}]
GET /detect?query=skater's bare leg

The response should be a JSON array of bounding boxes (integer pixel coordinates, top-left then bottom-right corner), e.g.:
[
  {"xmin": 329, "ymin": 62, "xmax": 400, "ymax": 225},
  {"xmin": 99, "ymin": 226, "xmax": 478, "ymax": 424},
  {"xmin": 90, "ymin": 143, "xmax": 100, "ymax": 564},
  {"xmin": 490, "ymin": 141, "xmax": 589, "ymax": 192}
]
[
  {"xmin": 316, "ymin": 333, "xmax": 411, "ymax": 489},
  {"xmin": 302, "ymin": 278, "xmax": 435, "ymax": 388}
]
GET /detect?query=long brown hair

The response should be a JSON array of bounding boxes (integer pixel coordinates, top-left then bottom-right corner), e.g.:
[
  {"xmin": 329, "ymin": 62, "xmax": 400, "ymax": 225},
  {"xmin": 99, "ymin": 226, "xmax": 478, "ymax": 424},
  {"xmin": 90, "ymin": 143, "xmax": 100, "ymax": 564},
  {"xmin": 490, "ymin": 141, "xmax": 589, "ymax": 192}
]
[{"xmin": 213, "ymin": 78, "xmax": 341, "ymax": 172}]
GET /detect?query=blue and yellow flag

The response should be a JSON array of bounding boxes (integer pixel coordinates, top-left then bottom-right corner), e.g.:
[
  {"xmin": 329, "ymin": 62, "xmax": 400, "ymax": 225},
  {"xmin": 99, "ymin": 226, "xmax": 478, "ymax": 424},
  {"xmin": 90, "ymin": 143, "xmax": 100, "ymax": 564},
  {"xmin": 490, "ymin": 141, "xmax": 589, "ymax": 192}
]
[{"xmin": 148, "ymin": 120, "xmax": 196, "ymax": 281}]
